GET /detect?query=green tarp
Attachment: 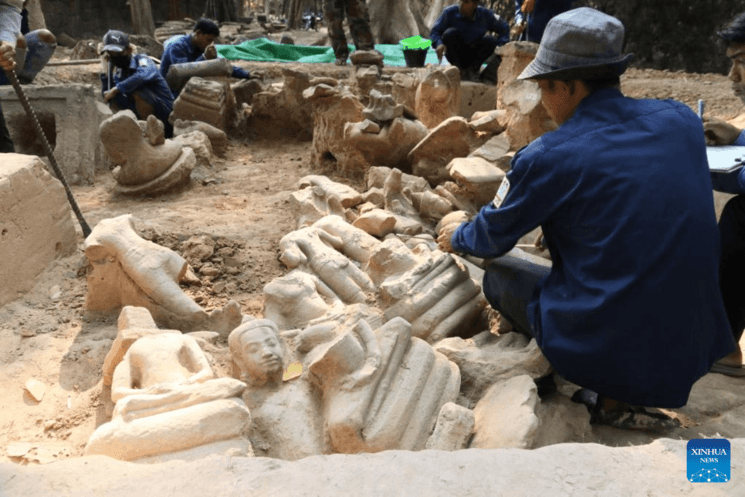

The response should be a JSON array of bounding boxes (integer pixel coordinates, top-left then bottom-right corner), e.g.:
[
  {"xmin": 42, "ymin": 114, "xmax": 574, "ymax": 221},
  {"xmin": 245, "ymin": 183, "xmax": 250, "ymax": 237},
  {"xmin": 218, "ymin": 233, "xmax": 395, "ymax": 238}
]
[{"xmin": 215, "ymin": 38, "xmax": 440, "ymax": 67}]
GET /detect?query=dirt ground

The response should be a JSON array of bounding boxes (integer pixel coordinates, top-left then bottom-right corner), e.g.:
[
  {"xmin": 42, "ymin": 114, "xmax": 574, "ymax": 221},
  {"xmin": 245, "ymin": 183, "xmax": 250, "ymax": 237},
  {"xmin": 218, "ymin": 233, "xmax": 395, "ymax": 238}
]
[{"xmin": 1, "ymin": 44, "xmax": 743, "ymax": 465}]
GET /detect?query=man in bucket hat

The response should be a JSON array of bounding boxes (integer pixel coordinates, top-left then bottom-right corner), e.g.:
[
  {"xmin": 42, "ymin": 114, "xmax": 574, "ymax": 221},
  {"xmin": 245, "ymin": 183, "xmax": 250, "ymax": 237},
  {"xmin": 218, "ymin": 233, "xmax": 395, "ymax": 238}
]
[{"xmin": 438, "ymin": 8, "xmax": 735, "ymax": 430}]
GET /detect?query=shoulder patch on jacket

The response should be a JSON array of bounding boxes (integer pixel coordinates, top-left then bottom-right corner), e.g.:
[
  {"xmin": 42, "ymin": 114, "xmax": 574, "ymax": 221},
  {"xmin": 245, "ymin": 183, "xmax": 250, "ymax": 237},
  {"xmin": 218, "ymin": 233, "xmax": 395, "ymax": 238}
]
[
  {"xmin": 139, "ymin": 58, "xmax": 148, "ymax": 67},
  {"xmin": 493, "ymin": 177, "xmax": 510, "ymax": 208}
]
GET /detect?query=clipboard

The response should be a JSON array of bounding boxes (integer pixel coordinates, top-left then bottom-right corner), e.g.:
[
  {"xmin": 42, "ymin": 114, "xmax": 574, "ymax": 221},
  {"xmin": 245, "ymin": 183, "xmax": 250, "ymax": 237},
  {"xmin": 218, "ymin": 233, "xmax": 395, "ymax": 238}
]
[{"xmin": 707, "ymin": 146, "xmax": 745, "ymax": 174}]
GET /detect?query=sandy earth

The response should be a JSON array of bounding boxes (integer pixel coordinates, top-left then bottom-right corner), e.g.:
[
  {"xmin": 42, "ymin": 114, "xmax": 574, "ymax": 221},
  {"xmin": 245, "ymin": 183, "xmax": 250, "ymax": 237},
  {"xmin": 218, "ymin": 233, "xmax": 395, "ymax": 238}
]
[{"xmin": 1, "ymin": 40, "xmax": 744, "ymax": 467}]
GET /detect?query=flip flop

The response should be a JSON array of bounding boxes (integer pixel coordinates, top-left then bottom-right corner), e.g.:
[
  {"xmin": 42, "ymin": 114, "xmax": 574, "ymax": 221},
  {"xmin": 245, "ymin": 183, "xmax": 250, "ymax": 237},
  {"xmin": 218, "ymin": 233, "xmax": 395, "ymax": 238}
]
[
  {"xmin": 710, "ymin": 361, "xmax": 745, "ymax": 377},
  {"xmin": 571, "ymin": 388, "xmax": 680, "ymax": 432}
]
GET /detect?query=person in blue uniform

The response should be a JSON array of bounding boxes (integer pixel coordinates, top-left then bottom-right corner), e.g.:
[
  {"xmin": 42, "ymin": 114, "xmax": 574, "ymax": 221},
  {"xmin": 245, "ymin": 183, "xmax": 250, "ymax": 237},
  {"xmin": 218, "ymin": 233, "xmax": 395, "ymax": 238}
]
[
  {"xmin": 430, "ymin": 0, "xmax": 509, "ymax": 82},
  {"xmin": 159, "ymin": 18, "xmax": 251, "ymax": 95},
  {"xmin": 438, "ymin": 8, "xmax": 735, "ymax": 429},
  {"xmin": 100, "ymin": 30, "xmax": 175, "ymax": 137},
  {"xmin": 702, "ymin": 12, "xmax": 745, "ymax": 377},
  {"xmin": 512, "ymin": 0, "xmax": 574, "ymax": 43}
]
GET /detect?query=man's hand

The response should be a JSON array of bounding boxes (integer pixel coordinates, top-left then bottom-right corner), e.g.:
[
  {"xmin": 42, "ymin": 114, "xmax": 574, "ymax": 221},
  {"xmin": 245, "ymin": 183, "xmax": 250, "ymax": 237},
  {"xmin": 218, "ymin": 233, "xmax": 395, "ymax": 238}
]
[
  {"xmin": 0, "ymin": 41, "xmax": 16, "ymax": 72},
  {"xmin": 521, "ymin": 0, "xmax": 536, "ymax": 14},
  {"xmin": 437, "ymin": 221, "xmax": 461, "ymax": 253},
  {"xmin": 703, "ymin": 116, "xmax": 742, "ymax": 145},
  {"xmin": 436, "ymin": 44, "xmax": 446, "ymax": 63},
  {"xmin": 204, "ymin": 43, "xmax": 217, "ymax": 60},
  {"xmin": 249, "ymin": 68, "xmax": 267, "ymax": 80},
  {"xmin": 103, "ymin": 87, "xmax": 120, "ymax": 103}
]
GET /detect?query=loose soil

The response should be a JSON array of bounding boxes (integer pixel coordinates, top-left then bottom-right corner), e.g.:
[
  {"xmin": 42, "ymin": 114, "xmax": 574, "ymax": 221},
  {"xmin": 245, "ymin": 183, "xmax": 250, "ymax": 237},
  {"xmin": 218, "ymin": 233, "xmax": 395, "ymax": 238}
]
[{"xmin": 1, "ymin": 47, "xmax": 742, "ymax": 465}]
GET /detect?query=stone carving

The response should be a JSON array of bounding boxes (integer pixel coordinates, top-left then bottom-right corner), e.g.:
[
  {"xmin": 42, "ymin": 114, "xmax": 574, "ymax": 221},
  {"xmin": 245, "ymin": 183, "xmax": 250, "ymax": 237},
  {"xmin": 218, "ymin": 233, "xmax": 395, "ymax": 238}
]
[
  {"xmin": 85, "ymin": 307, "xmax": 252, "ymax": 462},
  {"xmin": 263, "ymin": 270, "xmax": 343, "ymax": 330},
  {"xmin": 342, "ymin": 90, "xmax": 428, "ymax": 173},
  {"xmin": 469, "ymin": 133, "xmax": 512, "ymax": 172},
  {"xmin": 172, "ymin": 77, "xmax": 236, "ymax": 132},
  {"xmin": 173, "ymin": 130, "xmax": 214, "ymax": 169},
  {"xmin": 425, "ymin": 402, "xmax": 475, "ymax": 451},
  {"xmin": 230, "ymin": 315, "xmax": 461, "ymax": 458},
  {"xmin": 100, "ymin": 111, "xmax": 196, "ymax": 195},
  {"xmin": 415, "ymin": 66, "xmax": 461, "ymax": 129},
  {"xmin": 469, "ymin": 109, "xmax": 507, "ymax": 134},
  {"xmin": 434, "ymin": 330, "xmax": 553, "ymax": 406},
  {"xmin": 304, "ymin": 84, "xmax": 367, "ymax": 177},
  {"xmin": 173, "ymin": 119, "xmax": 228, "ymax": 157},
  {"xmin": 446, "ymin": 157, "xmax": 506, "ymax": 208},
  {"xmin": 408, "ymin": 117, "xmax": 490, "ymax": 185},
  {"xmin": 84, "ymin": 215, "xmax": 243, "ymax": 335},
  {"xmin": 497, "ymin": 42, "xmax": 557, "ymax": 150},
  {"xmin": 251, "ymin": 68, "xmax": 314, "ymax": 140}
]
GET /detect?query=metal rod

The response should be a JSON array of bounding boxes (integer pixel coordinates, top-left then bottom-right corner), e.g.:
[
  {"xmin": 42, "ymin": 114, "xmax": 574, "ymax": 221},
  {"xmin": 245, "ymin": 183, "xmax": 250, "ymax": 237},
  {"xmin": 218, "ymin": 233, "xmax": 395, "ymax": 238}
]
[{"xmin": 3, "ymin": 68, "xmax": 92, "ymax": 238}]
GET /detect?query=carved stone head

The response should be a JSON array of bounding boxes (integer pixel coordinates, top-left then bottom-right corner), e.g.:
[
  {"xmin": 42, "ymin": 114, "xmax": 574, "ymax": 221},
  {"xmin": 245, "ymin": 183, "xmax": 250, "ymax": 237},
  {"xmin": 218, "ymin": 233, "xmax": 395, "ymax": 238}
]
[{"xmin": 229, "ymin": 319, "xmax": 288, "ymax": 387}]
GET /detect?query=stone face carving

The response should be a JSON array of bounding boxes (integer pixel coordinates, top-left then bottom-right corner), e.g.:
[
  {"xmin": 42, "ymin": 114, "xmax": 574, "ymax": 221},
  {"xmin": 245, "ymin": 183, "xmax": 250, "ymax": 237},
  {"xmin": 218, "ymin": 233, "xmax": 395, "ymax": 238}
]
[
  {"xmin": 173, "ymin": 119, "xmax": 228, "ymax": 157},
  {"xmin": 304, "ymin": 84, "xmax": 367, "ymax": 177},
  {"xmin": 100, "ymin": 111, "xmax": 196, "ymax": 195},
  {"xmin": 408, "ymin": 117, "xmax": 490, "ymax": 185},
  {"xmin": 415, "ymin": 66, "xmax": 461, "ymax": 129},
  {"xmin": 172, "ymin": 77, "xmax": 236, "ymax": 132},
  {"xmin": 84, "ymin": 215, "xmax": 243, "ymax": 335},
  {"xmin": 85, "ymin": 307, "xmax": 252, "ymax": 462},
  {"xmin": 497, "ymin": 42, "xmax": 557, "ymax": 150},
  {"xmin": 229, "ymin": 316, "xmax": 461, "ymax": 457}
]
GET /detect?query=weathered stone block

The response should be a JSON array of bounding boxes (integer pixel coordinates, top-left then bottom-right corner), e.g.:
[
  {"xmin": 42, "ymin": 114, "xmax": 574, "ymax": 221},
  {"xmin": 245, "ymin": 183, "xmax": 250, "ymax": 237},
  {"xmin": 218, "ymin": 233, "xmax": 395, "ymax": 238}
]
[
  {"xmin": 172, "ymin": 77, "xmax": 234, "ymax": 132},
  {"xmin": 0, "ymin": 154, "xmax": 76, "ymax": 306},
  {"xmin": 0, "ymin": 84, "xmax": 111, "ymax": 184}
]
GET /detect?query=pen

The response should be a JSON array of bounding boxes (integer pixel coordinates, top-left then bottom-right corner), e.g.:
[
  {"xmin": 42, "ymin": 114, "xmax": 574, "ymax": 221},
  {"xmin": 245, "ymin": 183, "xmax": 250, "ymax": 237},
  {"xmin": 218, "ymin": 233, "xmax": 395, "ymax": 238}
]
[{"xmin": 698, "ymin": 99, "xmax": 705, "ymax": 121}]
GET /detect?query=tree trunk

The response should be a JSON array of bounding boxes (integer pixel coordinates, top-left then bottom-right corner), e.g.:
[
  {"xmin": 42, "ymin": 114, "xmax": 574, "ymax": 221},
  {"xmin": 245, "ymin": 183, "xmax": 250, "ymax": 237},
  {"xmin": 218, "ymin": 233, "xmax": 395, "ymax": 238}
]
[
  {"xmin": 367, "ymin": 0, "xmax": 429, "ymax": 44},
  {"xmin": 204, "ymin": 0, "xmax": 239, "ymax": 22},
  {"xmin": 130, "ymin": 0, "xmax": 156, "ymax": 37}
]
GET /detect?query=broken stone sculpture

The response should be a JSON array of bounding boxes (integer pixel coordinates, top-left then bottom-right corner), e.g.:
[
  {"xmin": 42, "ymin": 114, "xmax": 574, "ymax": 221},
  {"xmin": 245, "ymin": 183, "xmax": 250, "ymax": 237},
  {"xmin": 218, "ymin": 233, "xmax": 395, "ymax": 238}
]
[
  {"xmin": 469, "ymin": 132, "xmax": 512, "ymax": 172},
  {"xmin": 469, "ymin": 109, "xmax": 507, "ymax": 135},
  {"xmin": 84, "ymin": 214, "xmax": 242, "ymax": 335},
  {"xmin": 497, "ymin": 42, "xmax": 557, "ymax": 150},
  {"xmin": 278, "ymin": 216, "xmax": 377, "ymax": 305},
  {"xmin": 173, "ymin": 130, "xmax": 214, "ymax": 169},
  {"xmin": 85, "ymin": 307, "xmax": 252, "ymax": 462},
  {"xmin": 425, "ymin": 402, "xmax": 475, "ymax": 451},
  {"xmin": 251, "ymin": 68, "xmax": 315, "ymax": 140},
  {"xmin": 415, "ymin": 66, "xmax": 461, "ymax": 129},
  {"xmin": 434, "ymin": 330, "xmax": 552, "ymax": 406},
  {"xmin": 230, "ymin": 315, "xmax": 461, "ymax": 458},
  {"xmin": 173, "ymin": 118, "xmax": 228, "ymax": 157},
  {"xmin": 303, "ymin": 83, "xmax": 368, "ymax": 176},
  {"xmin": 408, "ymin": 116, "xmax": 490, "ymax": 185},
  {"xmin": 263, "ymin": 270, "xmax": 343, "ymax": 329},
  {"xmin": 343, "ymin": 89, "xmax": 428, "ymax": 172},
  {"xmin": 369, "ymin": 238, "xmax": 486, "ymax": 343},
  {"xmin": 446, "ymin": 157, "xmax": 506, "ymax": 207},
  {"xmin": 172, "ymin": 77, "xmax": 236, "ymax": 132},
  {"xmin": 100, "ymin": 110, "xmax": 196, "ymax": 195},
  {"xmin": 290, "ymin": 175, "xmax": 363, "ymax": 228}
]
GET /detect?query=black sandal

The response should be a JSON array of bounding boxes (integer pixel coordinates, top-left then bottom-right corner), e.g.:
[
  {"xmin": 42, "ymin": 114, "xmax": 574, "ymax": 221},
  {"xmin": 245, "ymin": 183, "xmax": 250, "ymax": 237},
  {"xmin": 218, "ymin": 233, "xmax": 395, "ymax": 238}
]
[{"xmin": 571, "ymin": 388, "xmax": 680, "ymax": 432}]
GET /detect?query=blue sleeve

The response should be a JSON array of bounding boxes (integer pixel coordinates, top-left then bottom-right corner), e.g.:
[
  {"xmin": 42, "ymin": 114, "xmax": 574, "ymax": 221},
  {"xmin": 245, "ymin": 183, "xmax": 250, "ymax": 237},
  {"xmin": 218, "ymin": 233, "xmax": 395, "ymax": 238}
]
[
  {"xmin": 166, "ymin": 40, "xmax": 204, "ymax": 67},
  {"xmin": 231, "ymin": 66, "xmax": 251, "ymax": 79},
  {"xmin": 489, "ymin": 13, "xmax": 510, "ymax": 45},
  {"xmin": 734, "ymin": 129, "xmax": 745, "ymax": 146},
  {"xmin": 515, "ymin": 0, "xmax": 525, "ymax": 25},
  {"xmin": 430, "ymin": 9, "xmax": 449, "ymax": 48},
  {"xmin": 452, "ymin": 145, "xmax": 575, "ymax": 258},
  {"xmin": 115, "ymin": 57, "xmax": 163, "ymax": 95}
]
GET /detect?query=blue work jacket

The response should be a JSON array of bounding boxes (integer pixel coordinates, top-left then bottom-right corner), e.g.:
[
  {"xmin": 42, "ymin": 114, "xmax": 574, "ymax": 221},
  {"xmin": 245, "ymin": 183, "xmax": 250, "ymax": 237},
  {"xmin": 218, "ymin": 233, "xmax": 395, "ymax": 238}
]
[
  {"xmin": 101, "ymin": 53, "xmax": 174, "ymax": 115},
  {"xmin": 452, "ymin": 88, "xmax": 735, "ymax": 407},
  {"xmin": 160, "ymin": 34, "xmax": 250, "ymax": 93},
  {"xmin": 430, "ymin": 5, "xmax": 509, "ymax": 49},
  {"xmin": 515, "ymin": 0, "xmax": 574, "ymax": 43}
]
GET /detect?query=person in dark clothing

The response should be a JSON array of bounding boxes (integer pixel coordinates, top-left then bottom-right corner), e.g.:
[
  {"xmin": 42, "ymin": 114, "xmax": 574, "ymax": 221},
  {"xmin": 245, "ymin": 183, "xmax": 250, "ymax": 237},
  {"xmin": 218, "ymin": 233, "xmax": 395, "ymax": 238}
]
[
  {"xmin": 160, "ymin": 18, "xmax": 252, "ymax": 95},
  {"xmin": 430, "ymin": 0, "xmax": 509, "ymax": 82},
  {"xmin": 438, "ymin": 8, "xmax": 735, "ymax": 430},
  {"xmin": 702, "ymin": 12, "xmax": 745, "ymax": 377},
  {"xmin": 513, "ymin": 0, "xmax": 574, "ymax": 43},
  {"xmin": 100, "ymin": 30, "xmax": 175, "ymax": 137}
]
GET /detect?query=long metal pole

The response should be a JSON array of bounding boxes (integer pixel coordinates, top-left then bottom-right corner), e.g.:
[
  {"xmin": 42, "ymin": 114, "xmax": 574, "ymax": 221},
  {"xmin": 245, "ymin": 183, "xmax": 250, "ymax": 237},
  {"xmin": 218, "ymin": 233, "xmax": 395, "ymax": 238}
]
[{"xmin": 3, "ymin": 69, "xmax": 92, "ymax": 237}]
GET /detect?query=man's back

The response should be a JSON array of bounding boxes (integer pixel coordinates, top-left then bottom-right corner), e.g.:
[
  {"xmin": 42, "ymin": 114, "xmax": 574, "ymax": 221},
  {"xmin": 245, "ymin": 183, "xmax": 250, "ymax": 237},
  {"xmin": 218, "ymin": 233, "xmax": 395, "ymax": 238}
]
[{"xmin": 514, "ymin": 88, "xmax": 734, "ymax": 407}]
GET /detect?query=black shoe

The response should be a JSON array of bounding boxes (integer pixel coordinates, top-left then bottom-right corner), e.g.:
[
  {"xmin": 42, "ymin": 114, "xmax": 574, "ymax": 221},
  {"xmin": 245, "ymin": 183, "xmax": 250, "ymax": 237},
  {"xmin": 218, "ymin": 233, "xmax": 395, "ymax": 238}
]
[{"xmin": 571, "ymin": 388, "xmax": 680, "ymax": 432}]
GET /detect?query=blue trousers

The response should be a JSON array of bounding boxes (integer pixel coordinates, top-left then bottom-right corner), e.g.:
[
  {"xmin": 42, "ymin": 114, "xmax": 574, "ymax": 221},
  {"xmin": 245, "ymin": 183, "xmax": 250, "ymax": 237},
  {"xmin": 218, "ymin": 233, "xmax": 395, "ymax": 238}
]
[
  {"xmin": 482, "ymin": 249, "xmax": 551, "ymax": 336},
  {"xmin": 441, "ymin": 28, "xmax": 499, "ymax": 71},
  {"xmin": 719, "ymin": 194, "xmax": 745, "ymax": 343}
]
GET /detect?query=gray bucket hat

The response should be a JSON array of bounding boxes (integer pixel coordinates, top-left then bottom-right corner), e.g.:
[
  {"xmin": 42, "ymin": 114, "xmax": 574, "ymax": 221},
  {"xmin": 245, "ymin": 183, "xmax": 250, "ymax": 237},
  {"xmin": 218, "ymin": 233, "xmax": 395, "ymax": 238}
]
[{"xmin": 518, "ymin": 7, "xmax": 633, "ymax": 80}]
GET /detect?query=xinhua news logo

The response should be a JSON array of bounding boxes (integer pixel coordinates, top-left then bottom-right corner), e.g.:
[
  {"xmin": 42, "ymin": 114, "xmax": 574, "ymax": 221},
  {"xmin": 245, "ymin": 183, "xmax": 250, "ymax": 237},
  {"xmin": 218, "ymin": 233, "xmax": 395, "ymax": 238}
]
[{"xmin": 687, "ymin": 439, "xmax": 730, "ymax": 483}]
